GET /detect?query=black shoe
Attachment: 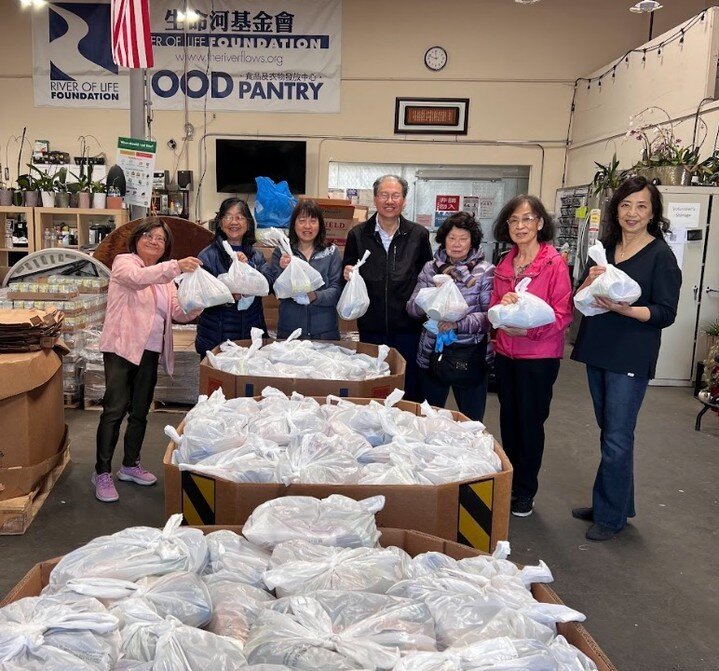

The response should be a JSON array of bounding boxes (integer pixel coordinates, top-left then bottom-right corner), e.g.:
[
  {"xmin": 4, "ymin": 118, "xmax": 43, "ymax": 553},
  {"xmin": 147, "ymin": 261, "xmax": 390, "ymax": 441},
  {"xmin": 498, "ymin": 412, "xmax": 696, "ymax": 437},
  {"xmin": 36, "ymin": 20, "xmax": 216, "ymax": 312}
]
[
  {"xmin": 571, "ymin": 507, "xmax": 593, "ymax": 522},
  {"xmin": 511, "ymin": 497, "xmax": 534, "ymax": 517},
  {"xmin": 585, "ymin": 523, "xmax": 619, "ymax": 541}
]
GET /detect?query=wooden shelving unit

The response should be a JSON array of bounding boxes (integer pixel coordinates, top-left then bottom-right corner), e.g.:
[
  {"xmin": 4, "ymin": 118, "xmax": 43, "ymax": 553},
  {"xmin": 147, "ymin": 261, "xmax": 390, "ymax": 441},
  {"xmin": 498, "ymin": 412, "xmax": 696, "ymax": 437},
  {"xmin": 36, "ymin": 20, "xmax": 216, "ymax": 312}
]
[
  {"xmin": 0, "ymin": 206, "xmax": 35, "ymax": 266},
  {"xmin": 34, "ymin": 207, "xmax": 130, "ymax": 251}
]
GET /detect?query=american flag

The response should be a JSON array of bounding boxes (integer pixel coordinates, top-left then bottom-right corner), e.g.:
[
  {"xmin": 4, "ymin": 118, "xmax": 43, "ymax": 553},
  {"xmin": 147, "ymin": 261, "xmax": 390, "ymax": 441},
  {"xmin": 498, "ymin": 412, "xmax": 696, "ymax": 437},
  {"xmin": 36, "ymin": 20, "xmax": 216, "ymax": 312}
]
[{"xmin": 111, "ymin": 0, "xmax": 154, "ymax": 69}]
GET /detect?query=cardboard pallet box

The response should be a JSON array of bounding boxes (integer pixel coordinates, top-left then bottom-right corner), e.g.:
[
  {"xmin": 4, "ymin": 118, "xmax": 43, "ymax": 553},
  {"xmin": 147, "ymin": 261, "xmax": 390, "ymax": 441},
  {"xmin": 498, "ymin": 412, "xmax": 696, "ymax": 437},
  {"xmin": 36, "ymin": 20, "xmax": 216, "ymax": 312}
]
[
  {"xmin": 199, "ymin": 339, "xmax": 405, "ymax": 400},
  {"xmin": 0, "ymin": 526, "xmax": 617, "ymax": 671},
  {"xmin": 165, "ymin": 397, "xmax": 512, "ymax": 553}
]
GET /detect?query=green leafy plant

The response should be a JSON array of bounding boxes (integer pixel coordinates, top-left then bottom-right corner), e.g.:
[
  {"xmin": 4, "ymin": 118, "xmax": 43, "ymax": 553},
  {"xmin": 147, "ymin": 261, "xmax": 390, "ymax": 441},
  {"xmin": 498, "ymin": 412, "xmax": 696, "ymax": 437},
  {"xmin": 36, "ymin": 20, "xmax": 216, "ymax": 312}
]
[
  {"xmin": 703, "ymin": 318, "xmax": 719, "ymax": 337},
  {"xmin": 27, "ymin": 165, "xmax": 56, "ymax": 192},
  {"xmin": 591, "ymin": 154, "xmax": 629, "ymax": 196},
  {"xmin": 692, "ymin": 151, "xmax": 719, "ymax": 185},
  {"xmin": 90, "ymin": 178, "xmax": 106, "ymax": 194},
  {"xmin": 16, "ymin": 172, "xmax": 38, "ymax": 192},
  {"xmin": 69, "ymin": 170, "xmax": 91, "ymax": 192}
]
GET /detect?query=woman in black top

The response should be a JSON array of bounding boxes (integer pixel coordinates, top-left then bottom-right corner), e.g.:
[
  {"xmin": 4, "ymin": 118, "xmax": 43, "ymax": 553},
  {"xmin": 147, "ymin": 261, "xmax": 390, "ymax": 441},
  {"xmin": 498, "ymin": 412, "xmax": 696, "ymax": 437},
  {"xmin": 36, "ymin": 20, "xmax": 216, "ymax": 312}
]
[{"xmin": 571, "ymin": 176, "xmax": 681, "ymax": 541}]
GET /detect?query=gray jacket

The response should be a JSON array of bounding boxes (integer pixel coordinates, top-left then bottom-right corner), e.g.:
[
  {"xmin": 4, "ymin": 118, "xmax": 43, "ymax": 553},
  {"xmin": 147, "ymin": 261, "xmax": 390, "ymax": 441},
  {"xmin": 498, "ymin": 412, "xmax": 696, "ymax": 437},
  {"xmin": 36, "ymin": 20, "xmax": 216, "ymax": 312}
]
[
  {"xmin": 268, "ymin": 244, "xmax": 342, "ymax": 339},
  {"xmin": 407, "ymin": 247, "xmax": 494, "ymax": 369}
]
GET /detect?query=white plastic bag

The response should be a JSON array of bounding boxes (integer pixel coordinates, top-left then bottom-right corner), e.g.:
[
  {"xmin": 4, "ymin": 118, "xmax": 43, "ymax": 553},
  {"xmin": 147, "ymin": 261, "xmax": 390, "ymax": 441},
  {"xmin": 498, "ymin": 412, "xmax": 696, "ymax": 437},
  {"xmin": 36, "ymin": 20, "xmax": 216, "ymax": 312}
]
[
  {"xmin": 175, "ymin": 267, "xmax": 233, "ymax": 312},
  {"xmin": 337, "ymin": 250, "xmax": 371, "ymax": 320},
  {"xmin": 487, "ymin": 277, "xmax": 556, "ymax": 329},
  {"xmin": 217, "ymin": 240, "xmax": 270, "ymax": 297},
  {"xmin": 415, "ymin": 274, "xmax": 469, "ymax": 322},
  {"xmin": 262, "ymin": 228, "xmax": 325, "ymax": 299},
  {"xmin": 242, "ymin": 494, "xmax": 385, "ymax": 549},
  {"xmin": 205, "ymin": 579, "xmax": 275, "ymax": 642},
  {"xmin": 574, "ymin": 240, "xmax": 642, "ymax": 316}
]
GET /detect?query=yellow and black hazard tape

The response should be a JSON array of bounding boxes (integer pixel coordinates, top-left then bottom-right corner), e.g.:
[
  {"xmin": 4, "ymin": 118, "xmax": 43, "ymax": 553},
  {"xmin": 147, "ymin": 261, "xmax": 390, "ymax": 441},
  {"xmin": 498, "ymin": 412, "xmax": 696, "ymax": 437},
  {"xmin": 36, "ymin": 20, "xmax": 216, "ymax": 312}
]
[
  {"xmin": 457, "ymin": 480, "xmax": 494, "ymax": 552},
  {"xmin": 181, "ymin": 471, "xmax": 216, "ymax": 526}
]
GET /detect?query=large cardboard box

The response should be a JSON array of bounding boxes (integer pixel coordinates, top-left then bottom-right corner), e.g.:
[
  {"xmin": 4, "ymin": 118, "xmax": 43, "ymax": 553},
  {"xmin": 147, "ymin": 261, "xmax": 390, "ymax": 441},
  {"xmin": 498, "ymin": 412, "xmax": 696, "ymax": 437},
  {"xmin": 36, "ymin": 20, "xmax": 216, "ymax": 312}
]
[
  {"xmin": 0, "ymin": 526, "xmax": 616, "ymax": 671},
  {"xmin": 313, "ymin": 197, "xmax": 357, "ymax": 246},
  {"xmin": 164, "ymin": 398, "xmax": 511, "ymax": 553},
  {"xmin": 199, "ymin": 339, "xmax": 405, "ymax": 400},
  {"xmin": 0, "ymin": 349, "xmax": 65, "ymax": 470},
  {"xmin": 0, "ymin": 425, "xmax": 69, "ymax": 501}
]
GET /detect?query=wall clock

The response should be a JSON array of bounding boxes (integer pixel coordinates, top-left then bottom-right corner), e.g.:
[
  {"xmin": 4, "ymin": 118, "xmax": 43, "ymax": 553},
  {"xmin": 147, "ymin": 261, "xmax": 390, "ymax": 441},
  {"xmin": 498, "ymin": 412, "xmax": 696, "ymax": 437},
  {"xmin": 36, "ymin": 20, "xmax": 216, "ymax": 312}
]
[{"xmin": 424, "ymin": 46, "xmax": 448, "ymax": 71}]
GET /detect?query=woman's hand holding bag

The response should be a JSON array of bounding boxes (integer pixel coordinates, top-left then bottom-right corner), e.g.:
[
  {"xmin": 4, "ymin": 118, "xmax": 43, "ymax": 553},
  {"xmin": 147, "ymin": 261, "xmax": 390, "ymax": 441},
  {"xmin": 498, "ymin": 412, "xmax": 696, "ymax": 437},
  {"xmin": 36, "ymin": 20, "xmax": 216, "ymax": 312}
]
[
  {"xmin": 217, "ymin": 241, "xmax": 269, "ymax": 298},
  {"xmin": 574, "ymin": 241, "xmax": 642, "ymax": 316},
  {"xmin": 260, "ymin": 228, "xmax": 324, "ymax": 299},
  {"xmin": 415, "ymin": 274, "xmax": 469, "ymax": 323},
  {"xmin": 176, "ymin": 267, "xmax": 234, "ymax": 312},
  {"xmin": 337, "ymin": 250, "xmax": 371, "ymax": 320},
  {"xmin": 488, "ymin": 277, "xmax": 556, "ymax": 329}
]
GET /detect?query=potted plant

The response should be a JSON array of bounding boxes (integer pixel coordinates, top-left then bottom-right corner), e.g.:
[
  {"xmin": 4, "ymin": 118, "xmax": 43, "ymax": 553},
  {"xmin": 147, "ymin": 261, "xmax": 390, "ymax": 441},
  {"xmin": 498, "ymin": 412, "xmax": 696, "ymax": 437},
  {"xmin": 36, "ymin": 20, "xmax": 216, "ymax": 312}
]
[
  {"xmin": 692, "ymin": 151, "xmax": 719, "ymax": 186},
  {"xmin": 0, "ymin": 177, "xmax": 12, "ymax": 207},
  {"xmin": 91, "ymin": 178, "xmax": 107, "ymax": 209},
  {"xmin": 54, "ymin": 167, "xmax": 70, "ymax": 208},
  {"xmin": 28, "ymin": 165, "xmax": 57, "ymax": 207},
  {"xmin": 626, "ymin": 106, "xmax": 700, "ymax": 186},
  {"xmin": 591, "ymin": 154, "xmax": 629, "ymax": 197},
  {"xmin": 15, "ymin": 172, "xmax": 39, "ymax": 207},
  {"xmin": 106, "ymin": 178, "xmax": 124, "ymax": 209},
  {"xmin": 69, "ymin": 171, "xmax": 91, "ymax": 208}
]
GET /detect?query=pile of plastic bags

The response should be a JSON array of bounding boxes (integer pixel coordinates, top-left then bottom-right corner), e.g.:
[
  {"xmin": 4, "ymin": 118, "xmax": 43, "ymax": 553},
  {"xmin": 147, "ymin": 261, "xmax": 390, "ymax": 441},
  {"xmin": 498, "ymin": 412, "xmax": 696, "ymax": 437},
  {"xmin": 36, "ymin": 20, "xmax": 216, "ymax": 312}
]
[
  {"xmin": 166, "ymin": 387, "xmax": 502, "ymax": 486},
  {"xmin": 0, "ymin": 498, "xmax": 600, "ymax": 670},
  {"xmin": 204, "ymin": 327, "xmax": 391, "ymax": 381}
]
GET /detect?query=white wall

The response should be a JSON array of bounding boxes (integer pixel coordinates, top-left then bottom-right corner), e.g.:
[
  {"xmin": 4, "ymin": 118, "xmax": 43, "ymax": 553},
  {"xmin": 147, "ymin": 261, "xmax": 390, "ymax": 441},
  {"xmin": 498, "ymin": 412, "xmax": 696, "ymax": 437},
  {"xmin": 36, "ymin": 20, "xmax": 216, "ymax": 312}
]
[
  {"xmin": 566, "ymin": 7, "xmax": 719, "ymax": 186},
  {"xmin": 1, "ymin": 0, "xmax": 717, "ymax": 220}
]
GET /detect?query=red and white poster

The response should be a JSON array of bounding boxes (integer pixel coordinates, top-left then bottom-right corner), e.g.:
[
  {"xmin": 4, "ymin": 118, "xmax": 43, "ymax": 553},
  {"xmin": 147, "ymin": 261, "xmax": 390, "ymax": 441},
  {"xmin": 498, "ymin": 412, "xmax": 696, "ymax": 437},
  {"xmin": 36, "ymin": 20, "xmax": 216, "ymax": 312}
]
[{"xmin": 435, "ymin": 195, "xmax": 460, "ymax": 212}]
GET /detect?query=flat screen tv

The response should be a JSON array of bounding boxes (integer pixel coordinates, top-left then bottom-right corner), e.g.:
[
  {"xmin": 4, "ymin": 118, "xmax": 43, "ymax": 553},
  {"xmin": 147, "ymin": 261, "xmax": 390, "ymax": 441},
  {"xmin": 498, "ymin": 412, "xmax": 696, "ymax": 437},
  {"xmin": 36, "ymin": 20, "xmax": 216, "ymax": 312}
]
[{"xmin": 215, "ymin": 139, "xmax": 306, "ymax": 194}]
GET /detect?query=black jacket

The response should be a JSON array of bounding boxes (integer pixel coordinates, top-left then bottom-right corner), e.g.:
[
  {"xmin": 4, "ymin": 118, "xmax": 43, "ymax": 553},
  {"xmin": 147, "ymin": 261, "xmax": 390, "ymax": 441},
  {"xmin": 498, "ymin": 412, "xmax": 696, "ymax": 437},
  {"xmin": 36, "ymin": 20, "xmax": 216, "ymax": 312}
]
[{"xmin": 342, "ymin": 214, "xmax": 432, "ymax": 334}]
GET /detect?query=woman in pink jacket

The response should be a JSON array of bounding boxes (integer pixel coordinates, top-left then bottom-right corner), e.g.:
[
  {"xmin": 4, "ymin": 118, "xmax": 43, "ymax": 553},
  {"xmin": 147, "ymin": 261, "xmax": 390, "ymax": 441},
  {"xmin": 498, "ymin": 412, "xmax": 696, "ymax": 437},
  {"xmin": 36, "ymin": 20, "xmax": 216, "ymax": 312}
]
[
  {"xmin": 94, "ymin": 219, "xmax": 202, "ymax": 503},
  {"xmin": 489, "ymin": 195, "xmax": 573, "ymax": 518}
]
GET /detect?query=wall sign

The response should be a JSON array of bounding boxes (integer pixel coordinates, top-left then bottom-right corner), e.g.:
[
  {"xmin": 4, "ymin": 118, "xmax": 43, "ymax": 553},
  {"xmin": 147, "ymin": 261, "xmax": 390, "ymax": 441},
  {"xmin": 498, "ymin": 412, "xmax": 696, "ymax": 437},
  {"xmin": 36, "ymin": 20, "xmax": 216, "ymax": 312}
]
[
  {"xmin": 32, "ymin": 0, "xmax": 342, "ymax": 113},
  {"xmin": 395, "ymin": 98, "xmax": 469, "ymax": 135},
  {"xmin": 117, "ymin": 137, "xmax": 157, "ymax": 209}
]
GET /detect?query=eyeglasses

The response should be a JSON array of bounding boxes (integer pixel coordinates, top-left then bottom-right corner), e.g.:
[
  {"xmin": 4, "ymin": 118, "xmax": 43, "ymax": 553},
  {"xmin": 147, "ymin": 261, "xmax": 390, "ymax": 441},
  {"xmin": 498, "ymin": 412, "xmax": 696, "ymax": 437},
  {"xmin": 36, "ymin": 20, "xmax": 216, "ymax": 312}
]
[
  {"xmin": 507, "ymin": 215, "xmax": 540, "ymax": 227},
  {"xmin": 376, "ymin": 193, "xmax": 404, "ymax": 202},
  {"xmin": 222, "ymin": 214, "xmax": 247, "ymax": 223},
  {"xmin": 141, "ymin": 231, "xmax": 167, "ymax": 244}
]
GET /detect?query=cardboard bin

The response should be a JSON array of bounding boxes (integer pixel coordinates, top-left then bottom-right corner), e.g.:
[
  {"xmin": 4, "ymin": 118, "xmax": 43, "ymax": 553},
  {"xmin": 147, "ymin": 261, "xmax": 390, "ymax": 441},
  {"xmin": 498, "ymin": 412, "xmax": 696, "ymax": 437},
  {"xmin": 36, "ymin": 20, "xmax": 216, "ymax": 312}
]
[
  {"xmin": 0, "ymin": 526, "xmax": 616, "ymax": 671},
  {"xmin": 199, "ymin": 340, "xmax": 405, "ymax": 400},
  {"xmin": 165, "ymin": 397, "xmax": 512, "ymax": 553},
  {"xmin": 0, "ymin": 349, "xmax": 65, "ymax": 470}
]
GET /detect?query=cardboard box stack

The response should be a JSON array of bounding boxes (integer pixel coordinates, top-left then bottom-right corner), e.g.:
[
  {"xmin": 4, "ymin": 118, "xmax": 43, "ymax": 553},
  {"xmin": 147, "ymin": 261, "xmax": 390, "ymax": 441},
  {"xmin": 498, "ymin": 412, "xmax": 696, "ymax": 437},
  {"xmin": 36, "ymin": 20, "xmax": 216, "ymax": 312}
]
[
  {"xmin": 6, "ymin": 276, "xmax": 108, "ymax": 405},
  {"xmin": 0, "ymin": 345, "xmax": 68, "ymax": 506}
]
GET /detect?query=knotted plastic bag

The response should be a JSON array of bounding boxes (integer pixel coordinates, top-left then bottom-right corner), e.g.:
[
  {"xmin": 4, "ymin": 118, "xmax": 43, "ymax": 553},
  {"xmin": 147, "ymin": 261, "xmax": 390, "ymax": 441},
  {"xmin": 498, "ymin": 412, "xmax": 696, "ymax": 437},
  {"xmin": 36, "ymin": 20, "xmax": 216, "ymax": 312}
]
[
  {"xmin": 254, "ymin": 176, "xmax": 297, "ymax": 228},
  {"xmin": 217, "ymin": 240, "xmax": 269, "ymax": 298},
  {"xmin": 487, "ymin": 277, "xmax": 555, "ymax": 329},
  {"xmin": 260, "ymin": 228, "xmax": 324, "ymax": 299},
  {"xmin": 175, "ymin": 267, "xmax": 233, "ymax": 312},
  {"xmin": 574, "ymin": 240, "xmax": 642, "ymax": 316},
  {"xmin": 415, "ymin": 274, "xmax": 469, "ymax": 322},
  {"xmin": 337, "ymin": 250, "xmax": 371, "ymax": 320}
]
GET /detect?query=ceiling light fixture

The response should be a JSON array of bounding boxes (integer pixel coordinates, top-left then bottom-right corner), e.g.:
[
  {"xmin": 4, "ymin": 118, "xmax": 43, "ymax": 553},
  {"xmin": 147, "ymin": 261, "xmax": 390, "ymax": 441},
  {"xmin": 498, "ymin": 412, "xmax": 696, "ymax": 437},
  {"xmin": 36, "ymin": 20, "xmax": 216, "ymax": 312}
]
[
  {"xmin": 19, "ymin": 0, "xmax": 46, "ymax": 8},
  {"xmin": 515, "ymin": 0, "xmax": 541, "ymax": 4},
  {"xmin": 630, "ymin": 1, "xmax": 663, "ymax": 13},
  {"xmin": 177, "ymin": 9, "xmax": 200, "ymax": 22}
]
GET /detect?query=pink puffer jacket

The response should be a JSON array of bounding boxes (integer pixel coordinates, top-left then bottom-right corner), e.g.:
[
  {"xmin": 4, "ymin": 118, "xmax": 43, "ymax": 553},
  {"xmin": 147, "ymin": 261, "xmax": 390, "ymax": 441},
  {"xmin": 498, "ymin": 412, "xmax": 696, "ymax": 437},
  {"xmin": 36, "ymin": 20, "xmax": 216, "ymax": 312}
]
[
  {"xmin": 489, "ymin": 243, "xmax": 573, "ymax": 359},
  {"xmin": 99, "ymin": 254, "xmax": 201, "ymax": 375}
]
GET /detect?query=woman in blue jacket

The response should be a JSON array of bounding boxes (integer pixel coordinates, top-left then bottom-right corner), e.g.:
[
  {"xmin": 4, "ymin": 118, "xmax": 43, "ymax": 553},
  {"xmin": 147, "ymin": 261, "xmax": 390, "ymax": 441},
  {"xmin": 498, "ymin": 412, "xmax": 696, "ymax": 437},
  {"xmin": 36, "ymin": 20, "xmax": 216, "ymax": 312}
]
[
  {"xmin": 195, "ymin": 198, "xmax": 273, "ymax": 356},
  {"xmin": 268, "ymin": 199, "xmax": 342, "ymax": 339}
]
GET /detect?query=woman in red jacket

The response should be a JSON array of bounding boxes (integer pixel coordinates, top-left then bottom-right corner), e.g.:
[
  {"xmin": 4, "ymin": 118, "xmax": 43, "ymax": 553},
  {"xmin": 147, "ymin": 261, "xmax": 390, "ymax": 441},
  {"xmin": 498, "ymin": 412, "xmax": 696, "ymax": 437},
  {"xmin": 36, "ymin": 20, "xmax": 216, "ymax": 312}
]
[{"xmin": 489, "ymin": 195, "xmax": 573, "ymax": 518}]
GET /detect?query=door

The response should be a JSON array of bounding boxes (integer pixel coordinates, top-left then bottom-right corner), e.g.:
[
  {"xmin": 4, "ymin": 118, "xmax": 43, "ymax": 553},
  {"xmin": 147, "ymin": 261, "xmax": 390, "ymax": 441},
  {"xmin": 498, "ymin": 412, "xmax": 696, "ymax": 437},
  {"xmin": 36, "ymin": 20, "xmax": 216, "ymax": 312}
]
[{"xmin": 653, "ymin": 188, "xmax": 711, "ymax": 385}]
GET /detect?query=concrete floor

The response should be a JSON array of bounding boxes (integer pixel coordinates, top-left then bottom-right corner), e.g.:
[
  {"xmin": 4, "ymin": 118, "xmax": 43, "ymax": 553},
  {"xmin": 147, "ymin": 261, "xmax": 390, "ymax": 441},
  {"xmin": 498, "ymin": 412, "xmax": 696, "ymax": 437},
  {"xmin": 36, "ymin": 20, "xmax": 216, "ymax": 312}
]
[{"xmin": 0, "ymin": 354, "xmax": 716, "ymax": 671}]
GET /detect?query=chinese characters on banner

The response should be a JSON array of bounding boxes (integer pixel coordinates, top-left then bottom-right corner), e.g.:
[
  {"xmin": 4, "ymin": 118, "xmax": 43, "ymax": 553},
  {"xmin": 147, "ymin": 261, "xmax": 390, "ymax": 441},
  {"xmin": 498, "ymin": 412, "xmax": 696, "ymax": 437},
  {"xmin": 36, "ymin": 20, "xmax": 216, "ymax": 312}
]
[
  {"xmin": 32, "ymin": 0, "xmax": 342, "ymax": 112},
  {"xmin": 434, "ymin": 195, "xmax": 460, "ymax": 227},
  {"xmin": 116, "ymin": 137, "xmax": 157, "ymax": 208}
]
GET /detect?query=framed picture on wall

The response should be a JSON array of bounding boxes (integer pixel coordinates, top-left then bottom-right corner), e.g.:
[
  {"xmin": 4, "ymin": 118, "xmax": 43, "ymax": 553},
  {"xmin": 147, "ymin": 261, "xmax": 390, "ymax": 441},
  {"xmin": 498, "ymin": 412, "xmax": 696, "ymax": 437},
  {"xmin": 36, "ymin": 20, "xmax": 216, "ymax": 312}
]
[{"xmin": 394, "ymin": 98, "xmax": 469, "ymax": 135}]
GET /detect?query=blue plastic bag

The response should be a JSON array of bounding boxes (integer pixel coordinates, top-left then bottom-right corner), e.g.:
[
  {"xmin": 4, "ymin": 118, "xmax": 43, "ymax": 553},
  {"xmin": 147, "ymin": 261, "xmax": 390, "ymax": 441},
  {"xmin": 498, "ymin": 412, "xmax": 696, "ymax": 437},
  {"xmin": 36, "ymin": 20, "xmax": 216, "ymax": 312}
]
[{"xmin": 254, "ymin": 176, "xmax": 298, "ymax": 228}]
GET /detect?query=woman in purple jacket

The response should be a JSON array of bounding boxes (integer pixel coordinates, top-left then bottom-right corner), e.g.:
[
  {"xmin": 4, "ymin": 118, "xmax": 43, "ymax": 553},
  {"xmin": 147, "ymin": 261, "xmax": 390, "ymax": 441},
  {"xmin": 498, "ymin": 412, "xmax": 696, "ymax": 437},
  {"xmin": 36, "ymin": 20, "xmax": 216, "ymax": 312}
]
[{"xmin": 407, "ymin": 212, "xmax": 495, "ymax": 420}]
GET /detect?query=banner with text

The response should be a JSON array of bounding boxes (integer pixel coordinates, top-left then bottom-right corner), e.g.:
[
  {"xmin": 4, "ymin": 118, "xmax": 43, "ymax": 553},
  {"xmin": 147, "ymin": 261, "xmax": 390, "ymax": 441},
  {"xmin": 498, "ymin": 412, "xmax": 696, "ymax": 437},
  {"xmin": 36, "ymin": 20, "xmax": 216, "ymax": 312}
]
[
  {"xmin": 117, "ymin": 137, "xmax": 157, "ymax": 208},
  {"xmin": 33, "ymin": 0, "xmax": 342, "ymax": 112}
]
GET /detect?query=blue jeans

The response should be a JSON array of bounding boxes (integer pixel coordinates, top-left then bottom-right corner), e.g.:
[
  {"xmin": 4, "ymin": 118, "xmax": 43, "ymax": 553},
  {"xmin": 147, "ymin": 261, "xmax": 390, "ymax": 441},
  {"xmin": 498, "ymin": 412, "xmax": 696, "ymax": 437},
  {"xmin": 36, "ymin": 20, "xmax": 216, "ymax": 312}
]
[{"xmin": 587, "ymin": 365, "xmax": 649, "ymax": 531}]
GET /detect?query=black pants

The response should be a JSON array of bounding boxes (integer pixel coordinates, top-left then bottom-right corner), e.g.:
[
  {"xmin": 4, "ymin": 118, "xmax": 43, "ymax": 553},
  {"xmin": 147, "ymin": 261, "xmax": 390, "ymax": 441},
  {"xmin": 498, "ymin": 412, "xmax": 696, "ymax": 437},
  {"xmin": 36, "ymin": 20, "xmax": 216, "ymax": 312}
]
[
  {"xmin": 359, "ymin": 330, "xmax": 423, "ymax": 402},
  {"xmin": 494, "ymin": 354, "xmax": 560, "ymax": 499},
  {"xmin": 419, "ymin": 367, "xmax": 488, "ymax": 421},
  {"xmin": 96, "ymin": 350, "xmax": 159, "ymax": 474}
]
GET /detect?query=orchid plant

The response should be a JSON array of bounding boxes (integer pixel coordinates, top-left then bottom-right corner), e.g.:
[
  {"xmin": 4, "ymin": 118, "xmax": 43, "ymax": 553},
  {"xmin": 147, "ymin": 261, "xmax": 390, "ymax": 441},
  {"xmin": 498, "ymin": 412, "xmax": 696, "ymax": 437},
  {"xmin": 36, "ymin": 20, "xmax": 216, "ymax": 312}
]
[{"xmin": 626, "ymin": 106, "xmax": 702, "ymax": 168}]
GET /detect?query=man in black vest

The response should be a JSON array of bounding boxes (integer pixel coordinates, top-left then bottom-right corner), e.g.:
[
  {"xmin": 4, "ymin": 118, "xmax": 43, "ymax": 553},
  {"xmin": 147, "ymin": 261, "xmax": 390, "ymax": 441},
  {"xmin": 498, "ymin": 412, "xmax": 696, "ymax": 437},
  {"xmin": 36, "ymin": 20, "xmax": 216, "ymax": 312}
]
[{"xmin": 343, "ymin": 174, "xmax": 432, "ymax": 401}]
